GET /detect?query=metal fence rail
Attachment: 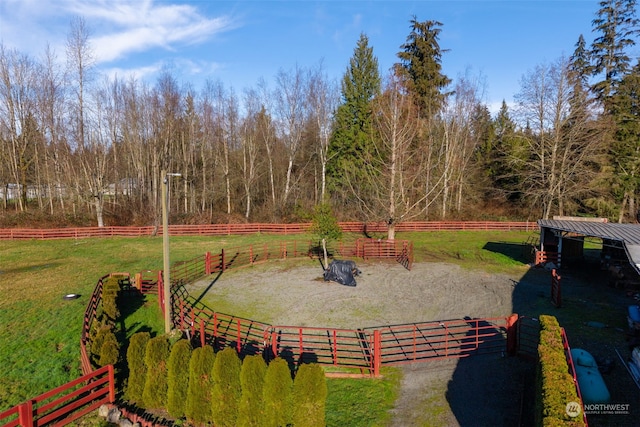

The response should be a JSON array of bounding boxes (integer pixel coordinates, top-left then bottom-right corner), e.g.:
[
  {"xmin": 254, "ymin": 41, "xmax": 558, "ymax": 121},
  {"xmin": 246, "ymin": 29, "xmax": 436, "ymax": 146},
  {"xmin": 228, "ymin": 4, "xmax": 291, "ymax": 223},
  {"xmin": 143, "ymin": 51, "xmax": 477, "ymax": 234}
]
[{"xmin": 365, "ymin": 317, "xmax": 508, "ymax": 365}]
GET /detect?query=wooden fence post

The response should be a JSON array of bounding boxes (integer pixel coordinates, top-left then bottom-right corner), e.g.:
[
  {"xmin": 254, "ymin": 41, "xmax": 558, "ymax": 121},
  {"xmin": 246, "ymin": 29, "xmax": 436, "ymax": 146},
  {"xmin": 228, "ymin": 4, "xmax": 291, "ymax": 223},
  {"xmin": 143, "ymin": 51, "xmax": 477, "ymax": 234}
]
[
  {"xmin": 221, "ymin": 249, "xmax": 225, "ymax": 272},
  {"xmin": 108, "ymin": 364, "xmax": 116, "ymax": 402},
  {"xmin": 373, "ymin": 330, "xmax": 381, "ymax": 377},
  {"xmin": 18, "ymin": 401, "xmax": 33, "ymax": 427},
  {"xmin": 200, "ymin": 318, "xmax": 205, "ymax": 348},
  {"xmin": 205, "ymin": 252, "xmax": 211, "ymax": 275}
]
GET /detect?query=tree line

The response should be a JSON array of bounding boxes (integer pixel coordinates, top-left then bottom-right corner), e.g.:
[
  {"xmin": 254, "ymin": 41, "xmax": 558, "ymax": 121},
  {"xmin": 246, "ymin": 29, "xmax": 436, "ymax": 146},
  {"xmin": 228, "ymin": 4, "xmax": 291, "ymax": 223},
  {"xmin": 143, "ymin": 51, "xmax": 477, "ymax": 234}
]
[{"xmin": 1, "ymin": 1, "xmax": 639, "ymax": 231}]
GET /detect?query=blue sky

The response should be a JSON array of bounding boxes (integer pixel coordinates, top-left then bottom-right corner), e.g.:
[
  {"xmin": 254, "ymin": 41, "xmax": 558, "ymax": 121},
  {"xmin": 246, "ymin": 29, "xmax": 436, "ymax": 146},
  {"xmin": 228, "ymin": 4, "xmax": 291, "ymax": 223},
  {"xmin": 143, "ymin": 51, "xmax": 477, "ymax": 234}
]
[{"xmin": 0, "ymin": 0, "xmax": 601, "ymax": 113}]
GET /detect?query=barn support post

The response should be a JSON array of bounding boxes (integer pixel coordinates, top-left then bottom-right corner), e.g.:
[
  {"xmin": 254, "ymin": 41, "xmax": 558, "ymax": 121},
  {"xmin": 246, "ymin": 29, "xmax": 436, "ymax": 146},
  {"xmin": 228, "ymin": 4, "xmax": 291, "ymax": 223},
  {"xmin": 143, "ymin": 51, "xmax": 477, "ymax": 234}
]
[
  {"xmin": 506, "ymin": 313, "xmax": 519, "ymax": 356},
  {"xmin": 557, "ymin": 234, "xmax": 563, "ymax": 268}
]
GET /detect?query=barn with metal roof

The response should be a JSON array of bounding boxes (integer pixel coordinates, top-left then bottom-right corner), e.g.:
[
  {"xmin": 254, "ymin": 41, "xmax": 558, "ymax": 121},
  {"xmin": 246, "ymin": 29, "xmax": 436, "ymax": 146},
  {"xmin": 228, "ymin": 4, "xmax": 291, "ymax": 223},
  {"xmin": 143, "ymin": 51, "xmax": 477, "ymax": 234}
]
[{"xmin": 538, "ymin": 218, "xmax": 640, "ymax": 275}]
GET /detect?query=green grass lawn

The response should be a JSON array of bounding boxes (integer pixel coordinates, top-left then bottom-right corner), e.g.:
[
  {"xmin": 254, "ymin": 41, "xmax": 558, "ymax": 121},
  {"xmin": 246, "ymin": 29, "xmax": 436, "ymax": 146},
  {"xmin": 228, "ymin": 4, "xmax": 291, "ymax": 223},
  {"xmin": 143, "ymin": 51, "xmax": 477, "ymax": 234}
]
[{"xmin": 0, "ymin": 230, "xmax": 534, "ymax": 423}]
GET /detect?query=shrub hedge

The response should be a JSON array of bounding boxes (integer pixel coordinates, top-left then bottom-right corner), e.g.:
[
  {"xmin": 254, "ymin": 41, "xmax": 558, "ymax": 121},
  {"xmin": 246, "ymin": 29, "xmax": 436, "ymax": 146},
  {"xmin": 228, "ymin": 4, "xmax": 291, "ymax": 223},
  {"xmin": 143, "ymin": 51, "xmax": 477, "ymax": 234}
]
[
  {"xmin": 98, "ymin": 330, "xmax": 119, "ymax": 367},
  {"xmin": 142, "ymin": 335, "xmax": 170, "ymax": 409},
  {"xmin": 536, "ymin": 315, "xmax": 585, "ymax": 427},
  {"xmin": 185, "ymin": 345, "xmax": 216, "ymax": 424},
  {"xmin": 125, "ymin": 331, "xmax": 150, "ymax": 404},
  {"xmin": 101, "ymin": 276, "xmax": 120, "ymax": 321},
  {"xmin": 211, "ymin": 346, "xmax": 242, "ymax": 427},
  {"xmin": 262, "ymin": 357, "xmax": 294, "ymax": 427},
  {"xmin": 167, "ymin": 339, "xmax": 192, "ymax": 419},
  {"xmin": 237, "ymin": 354, "xmax": 267, "ymax": 427},
  {"xmin": 292, "ymin": 363, "xmax": 328, "ymax": 427}
]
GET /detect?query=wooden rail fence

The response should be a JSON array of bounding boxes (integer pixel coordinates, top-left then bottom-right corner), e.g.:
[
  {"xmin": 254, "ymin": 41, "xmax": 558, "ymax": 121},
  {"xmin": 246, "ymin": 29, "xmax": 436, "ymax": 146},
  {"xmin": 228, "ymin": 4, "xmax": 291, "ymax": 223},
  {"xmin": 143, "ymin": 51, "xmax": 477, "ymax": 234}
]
[
  {"xmin": 0, "ymin": 365, "xmax": 114, "ymax": 427},
  {"xmin": 0, "ymin": 221, "xmax": 538, "ymax": 240}
]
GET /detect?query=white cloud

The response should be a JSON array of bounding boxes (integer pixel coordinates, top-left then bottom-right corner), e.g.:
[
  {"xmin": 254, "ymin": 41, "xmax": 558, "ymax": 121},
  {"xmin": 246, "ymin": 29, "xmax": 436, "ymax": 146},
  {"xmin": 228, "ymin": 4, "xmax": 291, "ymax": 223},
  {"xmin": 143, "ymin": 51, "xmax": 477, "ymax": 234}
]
[
  {"xmin": 0, "ymin": 0, "xmax": 236, "ymax": 65},
  {"xmin": 71, "ymin": 0, "xmax": 235, "ymax": 64},
  {"xmin": 101, "ymin": 62, "xmax": 163, "ymax": 83}
]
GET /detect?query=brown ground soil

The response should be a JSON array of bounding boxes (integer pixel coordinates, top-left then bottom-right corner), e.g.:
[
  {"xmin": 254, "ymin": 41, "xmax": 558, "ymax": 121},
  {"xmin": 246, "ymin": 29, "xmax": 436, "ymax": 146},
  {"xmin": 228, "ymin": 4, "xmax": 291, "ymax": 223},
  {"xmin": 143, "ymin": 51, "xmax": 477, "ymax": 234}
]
[{"xmin": 186, "ymin": 258, "xmax": 640, "ymax": 427}]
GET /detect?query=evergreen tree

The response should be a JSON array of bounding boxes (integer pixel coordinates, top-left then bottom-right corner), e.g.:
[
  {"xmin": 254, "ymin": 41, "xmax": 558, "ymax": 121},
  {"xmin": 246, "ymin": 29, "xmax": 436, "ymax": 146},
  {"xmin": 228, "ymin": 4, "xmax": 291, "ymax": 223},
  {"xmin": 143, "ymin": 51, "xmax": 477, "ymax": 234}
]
[
  {"xmin": 262, "ymin": 357, "xmax": 293, "ymax": 427},
  {"xmin": 237, "ymin": 354, "xmax": 268, "ymax": 427},
  {"xmin": 166, "ymin": 339, "xmax": 192, "ymax": 419},
  {"xmin": 571, "ymin": 34, "xmax": 593, "ymax": 87},
  {"xmin": 185, "ymin": 345, "xmax": 216, "ymax": 425},
  {"xmin": 327, "ymin": 33, "xmax": 381, "ymax": 205},
  {"xmin": 125, "ymin": 331, "xmax": 150, "ymax": 404},
  {"xmin": 610, "ymin": 62, "xmax": 640, "ymax": 221},
  {"xmin": 396, "ymin": 16, "xmax": 452, "ymax": 118},
  {"xmin": 211, "ymin": 346, "xmax": 242, "ymax": 427},
  {"xmin": 98, "ymin": 331, "xmax": 119, "ymax": 367},
  {"xmin": 590, "ymin": 0, "xmax": 639, "ymax": 109},
  {"xmin": 489, "ymin": 101, "xmax": 526, "ymax": 201},
  {"xmin": 142, "ymin": 335, "xmax": 170, "ymax": 409},
  {"xmin": 291, "ymin": 363, "xmax": 328, "ymax": 427}
]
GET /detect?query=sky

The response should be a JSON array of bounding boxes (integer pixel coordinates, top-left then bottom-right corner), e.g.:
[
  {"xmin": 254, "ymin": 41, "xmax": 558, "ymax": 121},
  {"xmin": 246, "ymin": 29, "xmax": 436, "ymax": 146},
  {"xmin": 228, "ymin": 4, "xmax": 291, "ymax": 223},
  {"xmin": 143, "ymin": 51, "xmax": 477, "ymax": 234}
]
[{"xmin": 0, "ymin": 0, "xmax": 605, "ymax": 114}]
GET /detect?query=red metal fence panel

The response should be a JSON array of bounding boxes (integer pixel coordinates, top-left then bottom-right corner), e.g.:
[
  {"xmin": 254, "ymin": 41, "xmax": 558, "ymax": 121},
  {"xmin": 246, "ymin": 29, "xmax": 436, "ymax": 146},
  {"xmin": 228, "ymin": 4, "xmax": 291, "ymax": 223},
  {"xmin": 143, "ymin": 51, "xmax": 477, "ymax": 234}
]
[
  {"xmin": 364, "ymin": 317, "xmax": 509, "ymax": 365},
  {"xmin": 266, "ymin": 326, "xmax": 373, "ymax": 371}
]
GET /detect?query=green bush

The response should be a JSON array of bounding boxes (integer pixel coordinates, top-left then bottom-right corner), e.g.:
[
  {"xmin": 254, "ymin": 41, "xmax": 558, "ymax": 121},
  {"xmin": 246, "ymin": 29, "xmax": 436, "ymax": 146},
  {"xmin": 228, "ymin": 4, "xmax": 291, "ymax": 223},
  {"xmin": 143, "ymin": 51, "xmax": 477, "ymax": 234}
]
[
  {"xmin": 167, "ymin": 339, "xmax": 192, "ymax": 419},
  {"xmin": 262, "ymin": 357, "xmax": 293, "ymax": 427},
  {"xmin": 211, "ymin": 346, "xmax": 242, "ymax": 427},
  {"xmin": 292, "ymin": 363, "xmax": 327, "ymax": 427},
  {"xmin": 102, "ymin": 276, "xmax": 120, "ymax": 321},
  {"xmin": 98, "ymin": 330, "xmax": 119, "ymax": 367},
  {"xmin": 125, "ymin": 331, "xmax": 150, "ymax": 404},
  {"xmin": 142, "ymin": 335, "xmax": 170, "ymax": 409},
  {"xmin": 185, "ymin": 345, "xmax": 216, "ymax": 424},
  {"xmin": 237, "ymin": 354, "xmax": 267, "ymax": 427},
  {"xmin": 536, "ymin": 315, "xmax": 585, "ymax": 427},
  {"xmin": 90, "ymin": 325, "xmax": 113, "ymax": 365}
]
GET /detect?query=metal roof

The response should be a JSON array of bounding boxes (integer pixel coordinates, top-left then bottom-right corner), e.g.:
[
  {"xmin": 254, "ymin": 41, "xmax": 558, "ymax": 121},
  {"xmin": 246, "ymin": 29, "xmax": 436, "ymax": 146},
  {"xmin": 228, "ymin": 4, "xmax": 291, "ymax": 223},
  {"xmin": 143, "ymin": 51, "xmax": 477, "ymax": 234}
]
[{"xmin": 538, "ymin": 219, "xmax": 640, "ymax": 271}]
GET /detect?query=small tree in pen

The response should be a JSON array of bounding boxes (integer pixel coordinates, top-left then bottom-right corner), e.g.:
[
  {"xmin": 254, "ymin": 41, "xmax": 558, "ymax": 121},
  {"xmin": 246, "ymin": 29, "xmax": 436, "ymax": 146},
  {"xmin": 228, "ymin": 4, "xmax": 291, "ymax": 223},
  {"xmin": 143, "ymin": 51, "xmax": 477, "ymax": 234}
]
[
  {"xmin": 310, "ymin": 202, "xmax": 342, "ymax": 269},
  {"xmin": 211, "ymin": 346, "xmax": 242, "ymax": 427},
  {"xmin": 291, "ymin": 363, "xmax": 328, "ymax": 427},
  {"xmin": 237, "ymin": 354, "xmax": 267, "ymax": 427},
  {"xmin": 185, "ymin": 345, "xmax": 216, "ymax": 425},
  {"xmin": 262, "ymin": 357, "xmax": 293, "ymax": 427},
  {"xmin": 167, "ymin": 339, "xmax": 192, "ymax": 419}
]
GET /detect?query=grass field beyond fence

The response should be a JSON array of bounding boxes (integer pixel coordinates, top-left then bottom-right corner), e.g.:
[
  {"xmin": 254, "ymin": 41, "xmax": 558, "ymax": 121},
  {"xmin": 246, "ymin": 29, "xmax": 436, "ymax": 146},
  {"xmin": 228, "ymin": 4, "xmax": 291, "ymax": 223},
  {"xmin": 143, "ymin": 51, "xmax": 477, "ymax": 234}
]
[{"xmin": 0, "ymin": 230, "xmax": 535, "ymax": 424}]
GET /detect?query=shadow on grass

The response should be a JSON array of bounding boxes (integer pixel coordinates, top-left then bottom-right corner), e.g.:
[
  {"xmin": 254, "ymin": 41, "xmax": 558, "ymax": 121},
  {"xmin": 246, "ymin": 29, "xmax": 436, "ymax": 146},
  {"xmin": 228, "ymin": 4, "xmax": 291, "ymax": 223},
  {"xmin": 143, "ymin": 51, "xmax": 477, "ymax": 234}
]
[{"xmin": 483, "ymin": 241, "xmax": 535, "ymax": 265}]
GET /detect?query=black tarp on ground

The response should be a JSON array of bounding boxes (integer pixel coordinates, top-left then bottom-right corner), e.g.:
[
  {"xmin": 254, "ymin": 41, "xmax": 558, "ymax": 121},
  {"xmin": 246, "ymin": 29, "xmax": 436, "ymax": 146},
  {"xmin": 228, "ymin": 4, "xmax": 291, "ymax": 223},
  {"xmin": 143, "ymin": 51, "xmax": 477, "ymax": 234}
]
[{"xmin": 323, "ymin": 260, "xmax": 361, "ymax": 287}]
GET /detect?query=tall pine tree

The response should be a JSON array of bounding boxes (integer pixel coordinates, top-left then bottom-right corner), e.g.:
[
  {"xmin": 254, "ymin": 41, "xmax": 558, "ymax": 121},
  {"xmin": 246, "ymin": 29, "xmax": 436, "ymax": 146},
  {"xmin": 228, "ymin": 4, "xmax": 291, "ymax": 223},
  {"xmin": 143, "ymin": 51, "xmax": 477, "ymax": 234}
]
[
  {"xmin": 610, "ymin": 62, "xmax": 640, "ymax": 221},
  {"xmin": 396, "ymin": 17, "xmax": 452, "ymax": 119},
  {"xmin": 327, "ymin": 33, "xmax": 381, "ymax": 210},
  {"xmin": 590, "ymin": 0, "xmax": 639, "ymax": 110}
]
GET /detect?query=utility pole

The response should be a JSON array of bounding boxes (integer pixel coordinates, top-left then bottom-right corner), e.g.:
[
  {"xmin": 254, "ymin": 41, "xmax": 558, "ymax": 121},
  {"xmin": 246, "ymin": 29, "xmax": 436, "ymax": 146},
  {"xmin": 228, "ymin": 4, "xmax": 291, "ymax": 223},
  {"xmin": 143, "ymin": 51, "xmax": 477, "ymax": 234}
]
[{"xmin": 162, "ymin": 169, "xmax": 181, "ymax": 334}]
